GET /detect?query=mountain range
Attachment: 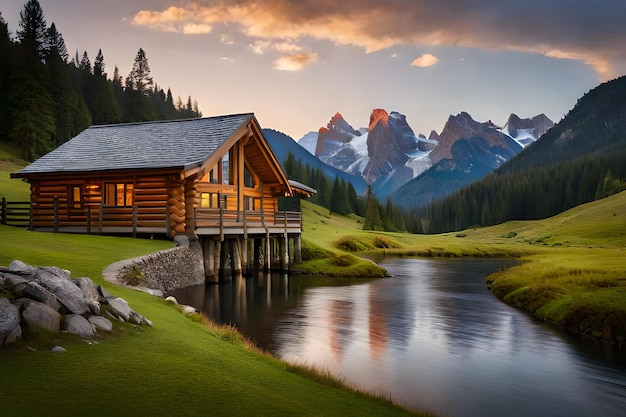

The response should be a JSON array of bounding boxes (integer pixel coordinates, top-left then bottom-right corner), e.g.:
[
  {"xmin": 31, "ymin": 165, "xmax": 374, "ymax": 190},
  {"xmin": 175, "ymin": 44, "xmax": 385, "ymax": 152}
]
[{"xmin": 291, "ymin": 109, "xmax": 553, "ymax": 206}]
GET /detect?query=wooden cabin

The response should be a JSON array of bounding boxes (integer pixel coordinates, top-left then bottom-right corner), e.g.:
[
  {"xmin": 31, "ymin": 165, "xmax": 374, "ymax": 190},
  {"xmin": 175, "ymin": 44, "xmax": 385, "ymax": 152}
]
[{"xmin": 11, "ymin": 114, "xmax": 315, "ymax": 280}]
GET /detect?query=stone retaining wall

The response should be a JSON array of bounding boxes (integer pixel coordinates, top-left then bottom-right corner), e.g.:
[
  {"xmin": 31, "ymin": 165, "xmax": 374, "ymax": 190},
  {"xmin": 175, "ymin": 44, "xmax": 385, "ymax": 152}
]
[{"xmin": 106, "ymin": 239, "xmax": 205, "ymax": 293}]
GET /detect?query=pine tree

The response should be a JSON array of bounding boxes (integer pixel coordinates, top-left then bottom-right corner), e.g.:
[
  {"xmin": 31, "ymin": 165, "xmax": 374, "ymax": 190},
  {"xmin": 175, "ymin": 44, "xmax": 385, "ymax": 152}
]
[
  {"xmin": 0, "ymin": 13, "xmax": 14, "ymax": 142},
  {"xmin": 46, "ymin": 28, "xmax": 91, "ymax": 146},
  {"xmin": 93, "ymin": 49, "xmax": 105, "ymax": 77},
  {"xmin": 363, "ymin": 186, "xmax": 383, "ymax": 231},
  {"xmin": 44, "ymin": 23, "xmax": 67, "ymax": 63},
  {"xmin": 330, "ymin": 177, "xmax": 350, "ymax": 215},
  {"xmin": 16, "ymin": 0, "xmax": 47, "ymax": 60},
  {"xmin": 124, "ymin": 48, "xmax": 156, "ymax": 121},
  {"xmin": 127, "ymin": 47, "xmax": 153, "ymax": 93},
  {"xmin": 11, "ymin": 0, "xmax": 56, "ymax": 159}
]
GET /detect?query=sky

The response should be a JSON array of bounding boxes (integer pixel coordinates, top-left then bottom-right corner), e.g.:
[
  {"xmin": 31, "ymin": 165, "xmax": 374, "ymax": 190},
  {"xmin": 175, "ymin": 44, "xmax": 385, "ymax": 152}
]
[{"xmin": 2, "ymin": 0, "xmax": 625, "ymax": 140}]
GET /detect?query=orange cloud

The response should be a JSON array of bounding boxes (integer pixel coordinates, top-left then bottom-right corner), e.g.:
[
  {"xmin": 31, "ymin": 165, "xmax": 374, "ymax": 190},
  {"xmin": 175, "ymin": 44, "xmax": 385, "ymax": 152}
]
[
  {"xmin": 131, "ymin": 0, "xmax": 626, "ymax": 79},
  {"xmin": 274, "ymin": 51, "xmax": 319, "ymax": 71},
  {"xmin": 411, "ymin": 53, "xmax": 439, "ymax": 68}
]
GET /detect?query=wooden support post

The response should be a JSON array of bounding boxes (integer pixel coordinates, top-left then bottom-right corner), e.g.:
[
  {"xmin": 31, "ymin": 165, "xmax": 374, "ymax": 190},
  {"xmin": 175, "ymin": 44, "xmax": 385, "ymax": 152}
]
[
  {"xmin": 166, "ymin": 208, "xmax": 171, "ymax": 238},
  {"xmin": 213, "ymin": 239, "xmax": 221, "ymax": 283},
  {"xmin": 264, "ymin": 228, "xmax": 271, "ymax": 272},
  {"xmin": 132, "ymin": 205, "xmax": 138, "ymax": 238},
  {"xmin": 282, "ymin": 232, "xmax": 289, "ymax": 272},
  {"xmin": 233, "ymin": 238, "xmax": 243, "ymax": 274},
  {"xmin": 243, "ymin": 235, "xmax": 249, "ymax": 273},
  {"xmin": 86, "ymin": 205, "xmax": 91, "ymax": 234},
  {"xmin": 98, "ymin": 204, "xmax": 103, "ymax": 234},
  {"xmin": 53, "ymin": 197, "xmax": 59, "ymax": 233},
  {"xmin": 1, "ymin": 197, "xmax": 6, "ymax": 225},
  {"xmin": 219, "ymin": 208, "xmax": 224, "ymax": 242},
  {"xmin": 204, "ymin": 238, "xmax": 218, "ymax": 283},
  {"xmin": 294, "ymin": 234, "xmax": 302, "ymax": 264}
]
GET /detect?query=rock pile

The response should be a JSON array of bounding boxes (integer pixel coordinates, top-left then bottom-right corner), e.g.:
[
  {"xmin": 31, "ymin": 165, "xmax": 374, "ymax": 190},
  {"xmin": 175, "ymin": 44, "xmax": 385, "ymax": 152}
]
[{"xmin": 0, "ymin": 260, "xmax": 151, "ymax": 348}]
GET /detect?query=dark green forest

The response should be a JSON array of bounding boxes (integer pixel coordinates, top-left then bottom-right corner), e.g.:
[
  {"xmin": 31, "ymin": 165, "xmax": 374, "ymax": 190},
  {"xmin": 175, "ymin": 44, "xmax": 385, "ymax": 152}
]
[
  {"xmin": 0, "ymin": 1, "xmax": 201, "ymax": 161},
  {"xmin": 419, "ymin": 75, "xmax": 626, "ymax": 233}
]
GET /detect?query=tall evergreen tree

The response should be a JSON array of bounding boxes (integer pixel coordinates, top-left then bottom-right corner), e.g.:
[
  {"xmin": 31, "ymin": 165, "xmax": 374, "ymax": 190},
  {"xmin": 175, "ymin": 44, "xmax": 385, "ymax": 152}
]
[
  {"xmin": 330, "ymin": 177, "xmax": 350, "ymax": 215},
  {"xmin": 363, "ymin": 186, "xmax": 383, "ymax": 231},
  {"xmin": 46, "ymin": 26, "xmax": 90, "ymax": 146},
  {"xmin": 16, "ymin": 0, "xmax": 47, "ymax": 59},
  {"xmin": 124, "ymin": 48, "xmax": 156, "ymax": 121},
  {"xmin": 0, "ymin": 13, "xmax": 14, "ymax": 142},
  {"xmin": 10, "ymin": 0, "xmax": 55, "ymax": 159},
  {"xmin": 93, "ymin": 49, "xmax": 105, "ymax": 77}
]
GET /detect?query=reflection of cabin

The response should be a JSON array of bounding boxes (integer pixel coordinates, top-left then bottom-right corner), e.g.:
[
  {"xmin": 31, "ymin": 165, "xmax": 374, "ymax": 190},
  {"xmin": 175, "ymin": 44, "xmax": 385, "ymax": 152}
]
[{"xmin": 11, "ymin": 114, "xmax": 315, "ymax": 281}]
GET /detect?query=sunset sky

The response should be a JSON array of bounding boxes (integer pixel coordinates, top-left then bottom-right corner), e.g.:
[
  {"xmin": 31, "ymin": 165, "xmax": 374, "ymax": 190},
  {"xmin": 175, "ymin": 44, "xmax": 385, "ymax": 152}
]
[{"xmin": 2, "ymin": 0, "xmax": 625, "ymax": 140}]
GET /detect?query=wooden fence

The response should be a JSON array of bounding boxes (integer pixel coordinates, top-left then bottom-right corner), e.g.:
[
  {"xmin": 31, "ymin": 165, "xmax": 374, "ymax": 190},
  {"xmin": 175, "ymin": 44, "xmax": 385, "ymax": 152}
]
[
  {"xmin": 1, "ymin": 197, "xmax": 170, "ymax": 237},
  {"xmin": 0, "ymin": 198, "xmax": 30, "ymax": 228}
]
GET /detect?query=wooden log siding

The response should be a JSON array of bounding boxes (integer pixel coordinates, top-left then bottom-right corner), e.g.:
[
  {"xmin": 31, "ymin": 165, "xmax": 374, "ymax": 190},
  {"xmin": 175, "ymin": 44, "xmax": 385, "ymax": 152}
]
[
  {"xmin": 168, "ymin": 179, "xmax": 186, "ymax": 236},
  {"xmin": 25, "ymin": 175, "xmax": 172, "ymax": 234}
]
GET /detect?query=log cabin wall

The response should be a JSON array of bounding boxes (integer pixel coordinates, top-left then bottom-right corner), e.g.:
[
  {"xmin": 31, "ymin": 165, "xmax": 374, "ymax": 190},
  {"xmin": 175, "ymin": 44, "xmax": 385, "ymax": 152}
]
[{"xmin": 28, "ymin": 172, "xmax": 179, "ymax": 235}]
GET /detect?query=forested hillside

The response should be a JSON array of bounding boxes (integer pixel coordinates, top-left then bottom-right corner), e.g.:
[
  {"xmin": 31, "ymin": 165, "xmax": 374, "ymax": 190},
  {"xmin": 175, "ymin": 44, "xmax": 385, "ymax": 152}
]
[
  {"xmin": 0, "ymin": 1, "xmax": 201, "ymax": 161},
  {"xmin": 420, "ymin": 76, "xmax": 626, "ymax": 233}
]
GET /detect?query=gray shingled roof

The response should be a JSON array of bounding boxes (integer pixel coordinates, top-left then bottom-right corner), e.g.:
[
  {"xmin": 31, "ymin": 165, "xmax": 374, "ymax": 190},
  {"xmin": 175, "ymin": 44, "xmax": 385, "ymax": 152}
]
[{"xmin": 14, "ymin": 113, "xmax": 256, "ymax": 176}]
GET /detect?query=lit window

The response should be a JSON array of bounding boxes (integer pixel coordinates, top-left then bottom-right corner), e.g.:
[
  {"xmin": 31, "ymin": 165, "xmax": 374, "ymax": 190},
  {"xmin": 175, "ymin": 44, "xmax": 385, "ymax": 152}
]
[
  {"xmin": 200, "ymin": 193, "xmax": 219, "ymax": 208},
  {"xmin": 69, "ymin": 185, "xmax": 82, "ymax": 209},
  {"xmin": 105, "ymin": 183, "xmax": 134, "ymax": 207}
]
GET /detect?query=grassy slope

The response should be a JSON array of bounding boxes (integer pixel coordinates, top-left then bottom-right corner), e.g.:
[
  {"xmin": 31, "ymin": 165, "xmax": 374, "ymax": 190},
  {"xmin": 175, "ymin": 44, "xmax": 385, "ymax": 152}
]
[{"xmin": 0, "ymin": 161, "xmax": 424, "ymax": 417}]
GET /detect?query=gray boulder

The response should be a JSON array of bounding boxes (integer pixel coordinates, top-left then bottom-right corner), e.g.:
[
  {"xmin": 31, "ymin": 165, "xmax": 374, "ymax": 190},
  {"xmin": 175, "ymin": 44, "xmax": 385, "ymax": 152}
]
[
  {"xmin": 0, "ymin": 298, "xmax": 21, "ymax": 345},
  {"xmin": 76, "ymin": 277, "xmax": 101, "ymax": 315},
  {"xmin": 51, "ymin": 345, "xmax": 67, "ymax": 353},
  {"xmin": 107, "ymin": 297, "xmax": 132, "ymax": 322},
  {"xmin": 33, "ymin": 267, "xmax": 89, "ymax": 315},
  {"xmin": 76, "ymin": 277, "xmax": 99, "ymax": 303},
  {"xmin": 14, "ymin": 281, "xmax": 61, "ymax": 312},
  {"xmin": 97, "ymin": 285, "xmax": 115, "ymax": 303},
  {"xmin": 8, "ymin": 260, "xmax": 32, "ymax": 276},
  {"xmin": 64, "ymin": 314, "xmax": 95, "ymax": 337},
  {"xmin": 22, "ymin": 300, "xmax": 61, "ymax": 334},
  {"xmin": 88, "ymin": 315, "xmax": 113, "ymax": 332},
  {"xmin": 3, "ymin": 273, "xmax": 30, "ymax": 288}
]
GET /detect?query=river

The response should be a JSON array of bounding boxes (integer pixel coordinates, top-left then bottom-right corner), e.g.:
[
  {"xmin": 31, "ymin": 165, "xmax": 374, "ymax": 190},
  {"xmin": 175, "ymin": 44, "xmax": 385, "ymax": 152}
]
[{"xmin": 167, "ymin": 257, "xmax": 626, "ymax": 417}]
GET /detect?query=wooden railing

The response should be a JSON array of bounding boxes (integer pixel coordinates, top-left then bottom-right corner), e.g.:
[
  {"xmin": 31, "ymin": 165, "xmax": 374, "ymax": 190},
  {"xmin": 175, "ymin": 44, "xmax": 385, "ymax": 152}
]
[
  {"xmin": 194, "ymin": 208, "xmax": 301, "ymax": 233},
  {"xmin": 1, "ymin": 198, "xmax": 30, "ymax": 228},
  {"xmin": 1, "ymin": 197, "xmax": 170, "ymax": 236}
]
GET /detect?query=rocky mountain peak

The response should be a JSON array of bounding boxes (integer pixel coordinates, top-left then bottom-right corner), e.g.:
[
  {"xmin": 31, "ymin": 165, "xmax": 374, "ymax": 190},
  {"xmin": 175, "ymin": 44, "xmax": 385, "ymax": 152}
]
[
  {"xmin": 429, "ymin": 112, "xmax": 516, "ymax": 164},
  {"xmin": 315, "ymin": 112, "xmax": 360, "ymax": 156},
  {"xmin": 503, "ymin": 113, "xmax": 554, "ymax": 145},
  {"xmin": 369, "ymin": 109, "xmax": 389, "ymax": 130}
]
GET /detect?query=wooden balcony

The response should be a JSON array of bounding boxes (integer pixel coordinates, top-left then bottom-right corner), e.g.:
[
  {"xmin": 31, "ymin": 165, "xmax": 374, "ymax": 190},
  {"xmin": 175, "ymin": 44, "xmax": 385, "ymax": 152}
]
[{"xmin": 194, "ymin": 208, "xmax": 302, "ymax": 238}]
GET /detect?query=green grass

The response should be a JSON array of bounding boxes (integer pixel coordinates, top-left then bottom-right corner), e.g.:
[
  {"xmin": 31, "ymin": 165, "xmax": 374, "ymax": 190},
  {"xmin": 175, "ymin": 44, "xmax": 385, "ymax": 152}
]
[
  {"xmin": 0, "ymin": 159, "xmax": 427, "ymax": 416},
  {"xmin": 0, "ymin": 144, "xmax": 29, "ymax": 201}
]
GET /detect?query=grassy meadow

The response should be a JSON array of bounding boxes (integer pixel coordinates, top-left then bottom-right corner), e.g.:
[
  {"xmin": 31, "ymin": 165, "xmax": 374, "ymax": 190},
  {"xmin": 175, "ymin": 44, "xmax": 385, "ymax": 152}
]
[
  {"xmin": 0, "ymin": 158, "xmax": 425, "ymax": 416},
  {"xmin": 2, "ymin": 150, "xmax": 625, "ymax": 416}
]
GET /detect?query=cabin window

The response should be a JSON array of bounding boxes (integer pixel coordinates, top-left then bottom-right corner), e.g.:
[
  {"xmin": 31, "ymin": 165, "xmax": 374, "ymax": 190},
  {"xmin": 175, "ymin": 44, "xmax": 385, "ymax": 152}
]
[
  {"xmin": 105, "ymin": 183, "xmax": 134, "ymax": 207},
  {"xmin": 244, "ymin": 165, "xmax": 255, "ymax": 188},
  {"xmin": 69, "ymin": 185, "xmax": 82, "ymax": 209},
  {"xmin": 209, "ymin": 168, "xmax": 218, "ymax": 184},
  {"xmin": 200, "ymin": 193, "xmax": 219, "ymax": 208},
  {"xmin": 221, "ymin": 154, "xmax": 230, "ymax": 185},
  {"xmin": 244, "ymin": 196, "xmax": 258, "ymax": 210}
]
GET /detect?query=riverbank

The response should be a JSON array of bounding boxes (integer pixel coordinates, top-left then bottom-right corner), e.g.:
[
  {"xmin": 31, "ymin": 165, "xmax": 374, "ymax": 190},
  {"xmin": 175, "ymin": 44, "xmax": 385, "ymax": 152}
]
[
  {"xmin": 0, "ymin": 224, "xmax": 427, "ymax": 417},
  {"xmin": 294, "ymin": 194, "xmax": 626, "ymax": 347}
]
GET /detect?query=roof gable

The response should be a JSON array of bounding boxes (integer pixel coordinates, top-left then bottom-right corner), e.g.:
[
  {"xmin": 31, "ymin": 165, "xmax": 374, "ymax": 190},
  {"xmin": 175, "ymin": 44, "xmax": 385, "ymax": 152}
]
[{"xmin": 14, "ymin": 113, "xmax": 256, "ymax": 177}]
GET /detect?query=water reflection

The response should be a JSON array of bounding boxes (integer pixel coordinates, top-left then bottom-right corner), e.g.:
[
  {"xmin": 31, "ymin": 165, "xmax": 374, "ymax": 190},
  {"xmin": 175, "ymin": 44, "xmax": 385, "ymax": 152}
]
[{"xmin": 168, "ymin": 258, "xmax": 626, "ymax": 417}]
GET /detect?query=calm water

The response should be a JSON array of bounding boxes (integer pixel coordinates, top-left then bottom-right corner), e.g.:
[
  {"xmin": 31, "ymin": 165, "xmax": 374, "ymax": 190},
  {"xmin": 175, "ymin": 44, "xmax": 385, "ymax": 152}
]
[{"xmin": 167, "ymin": 258, "xmax": 626, "ymax": 417}]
